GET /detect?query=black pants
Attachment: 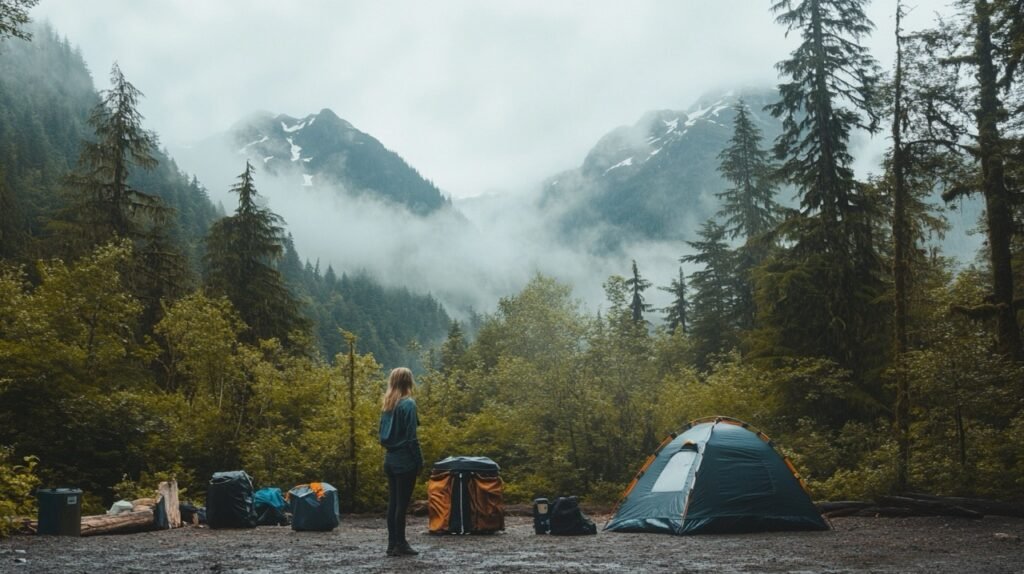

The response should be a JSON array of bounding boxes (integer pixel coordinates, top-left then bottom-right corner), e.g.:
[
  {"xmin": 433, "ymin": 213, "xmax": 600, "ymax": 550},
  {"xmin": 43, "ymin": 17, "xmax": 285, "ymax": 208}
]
[{"xmin": 386, "ymin": 468, "xmax": 417, "ymax": 546}]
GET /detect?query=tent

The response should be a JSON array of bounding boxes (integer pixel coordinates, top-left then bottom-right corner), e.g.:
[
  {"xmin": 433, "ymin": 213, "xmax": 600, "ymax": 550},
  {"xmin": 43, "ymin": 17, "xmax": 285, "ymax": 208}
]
[
  {"xmin": 428, "ymin": 456, "xmax": 504, "ymax": 534},
  {"xmin": 605, "ymin": 417, "xmax": 829, "ymax": 535}
]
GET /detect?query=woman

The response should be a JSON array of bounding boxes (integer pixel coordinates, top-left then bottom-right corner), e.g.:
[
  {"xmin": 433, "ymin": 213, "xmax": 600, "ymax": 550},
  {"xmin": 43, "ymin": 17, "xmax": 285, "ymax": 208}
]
[{"xmin": 379, "ymin": 367, "xmax": 423, "ymax": 557}]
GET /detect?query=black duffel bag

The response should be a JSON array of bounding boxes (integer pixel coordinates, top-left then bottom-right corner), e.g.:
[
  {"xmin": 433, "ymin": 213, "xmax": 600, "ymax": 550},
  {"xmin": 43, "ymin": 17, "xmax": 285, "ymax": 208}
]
[
  {"xmin": 206, "ymin": 470, "xmax": 258, "ymax": 529},
  {"xmin": 548, "ymin": 496, "xmax": 597, "ymax": 535}
]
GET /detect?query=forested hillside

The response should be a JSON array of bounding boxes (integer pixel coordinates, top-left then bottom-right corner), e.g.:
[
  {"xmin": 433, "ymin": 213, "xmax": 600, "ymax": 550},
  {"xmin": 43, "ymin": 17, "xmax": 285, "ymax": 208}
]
[
  {"xmin": 2, "ymin": 0, "xmax": 1024, "ymax": 526},
  {"xmin": 0, "ymin": 24, "xmax": 219, "ymax": 263}
]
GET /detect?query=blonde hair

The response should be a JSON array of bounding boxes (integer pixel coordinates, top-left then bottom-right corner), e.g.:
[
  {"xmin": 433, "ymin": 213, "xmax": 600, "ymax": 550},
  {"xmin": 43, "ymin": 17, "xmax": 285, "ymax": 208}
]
[{"xmin": 382, "ymin": 367, "xmax": 415, "ymax": 412}]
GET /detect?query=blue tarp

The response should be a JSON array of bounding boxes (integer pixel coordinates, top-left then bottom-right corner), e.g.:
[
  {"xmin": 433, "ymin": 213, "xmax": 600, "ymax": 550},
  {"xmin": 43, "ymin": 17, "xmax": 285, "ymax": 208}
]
[{"xmin": 254, "ymin": 487, "xmax": 289, "ymax": 526}]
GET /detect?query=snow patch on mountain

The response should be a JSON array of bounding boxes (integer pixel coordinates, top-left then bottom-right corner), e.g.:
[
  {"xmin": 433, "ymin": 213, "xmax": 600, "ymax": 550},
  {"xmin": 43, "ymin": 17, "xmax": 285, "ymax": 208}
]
[
  {"xmin": 287, "ymin": 137, "xmax": 302, "ymax": 162},
  {"xmin": 605, "ymin": 156, "xmax": 634, "ymax": 174},
  {"xmin": 282, "ymin": 120, "xmax": 306, "ymax": 133},
  {"xmin": 238, "ymin": 135, "xmax": 269, "ymax": 154},
  {"xmin": 684, "ymin": 101, "xmax": 730, "ymax": 127}
]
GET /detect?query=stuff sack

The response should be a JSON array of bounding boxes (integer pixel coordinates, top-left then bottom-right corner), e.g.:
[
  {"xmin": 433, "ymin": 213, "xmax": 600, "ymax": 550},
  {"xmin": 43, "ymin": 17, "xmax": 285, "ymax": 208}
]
[
  {"xmin": 288, "ymin": 482, "xmax": 340, "ymax": 531},
  {"xmin": 206, "ymin": 470, "xmax": 258, "ymax": 529},
  {"xmin": 548, "ymin": 496, "xmax": 597, "ymax": 536},
  {"xmin": 254, "ymin": 487, "xmax": 290, "ymax": 526}
]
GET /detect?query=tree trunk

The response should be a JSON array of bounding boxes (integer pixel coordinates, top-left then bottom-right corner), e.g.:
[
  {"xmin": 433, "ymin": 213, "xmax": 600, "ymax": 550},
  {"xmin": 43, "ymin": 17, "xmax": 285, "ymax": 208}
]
[
  {"xmin": 157, "ymin": 480, "xmax": 181, "ymax": 528},
  {"xmin": 974, "ymin": 0, "xmax": 1024, "ymax": 360},
  {"xmin": 891, "ymin": 1, "xmax": 912, "ymax": 492},
  {"xmin": 345, "ymin": 331, "xmax": 358, "ymax": 513}
]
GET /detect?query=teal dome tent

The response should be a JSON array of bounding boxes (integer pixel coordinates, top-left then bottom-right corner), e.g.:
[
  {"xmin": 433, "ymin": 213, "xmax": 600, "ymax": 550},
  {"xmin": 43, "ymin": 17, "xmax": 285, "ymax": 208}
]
[{"xmin": 605, "ymin": 417, "xmax": 829, "ymax": 535}]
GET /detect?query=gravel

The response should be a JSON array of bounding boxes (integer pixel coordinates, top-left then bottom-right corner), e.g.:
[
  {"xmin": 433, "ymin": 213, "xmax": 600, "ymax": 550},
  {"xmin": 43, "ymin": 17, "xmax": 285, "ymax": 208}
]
[{"xmin": 3, "ymin": 515, "xmax": 1023, "ymax": 573}]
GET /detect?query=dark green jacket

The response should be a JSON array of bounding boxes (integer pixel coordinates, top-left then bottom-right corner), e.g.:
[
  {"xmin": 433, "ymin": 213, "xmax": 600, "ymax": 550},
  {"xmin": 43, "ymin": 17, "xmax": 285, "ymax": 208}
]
[{"xmin": 379, "ymin": 397, "xmax": 423, "ymax": 474}]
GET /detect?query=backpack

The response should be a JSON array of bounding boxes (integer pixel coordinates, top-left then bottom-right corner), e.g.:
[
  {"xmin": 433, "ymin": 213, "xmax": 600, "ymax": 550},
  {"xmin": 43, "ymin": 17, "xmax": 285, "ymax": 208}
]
[{"xmin": 548, "ymin": 496, "xmax": 597, "ymax": 536}]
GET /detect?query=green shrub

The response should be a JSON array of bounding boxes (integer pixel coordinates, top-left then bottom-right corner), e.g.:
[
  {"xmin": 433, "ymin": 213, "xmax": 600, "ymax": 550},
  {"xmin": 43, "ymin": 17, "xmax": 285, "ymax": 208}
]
[{"xmin": 0, "ymin": 446, "xmax": 40, "ymax": 537}]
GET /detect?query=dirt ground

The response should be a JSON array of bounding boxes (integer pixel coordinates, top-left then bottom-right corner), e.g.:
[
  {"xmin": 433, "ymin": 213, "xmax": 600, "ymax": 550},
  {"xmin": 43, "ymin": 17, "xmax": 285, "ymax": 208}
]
[{"xmin": 2, "ymin": 514, "xmax": 1023, "ymax": 573}]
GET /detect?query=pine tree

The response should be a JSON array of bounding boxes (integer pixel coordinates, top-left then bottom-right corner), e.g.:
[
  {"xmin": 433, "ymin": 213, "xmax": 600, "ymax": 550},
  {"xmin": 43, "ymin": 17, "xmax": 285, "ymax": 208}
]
[
  {"xmin": 769, "ymin": 0, "xmax": 880, "ymax": 234},
  {"xmin": 60, "ymin": 63, "xmax": 167, "ymax": 251},
  {"xmin": 716, "ymin": 101, "xmax": 781, "ymax": 240},
  {"xmin": 762, "ymin": 0, "xmax": 888, "ymax": 374},
  {"xmin": 625, "ymin": 259, "xmax": 652, "ymax": 323},
  {"xmin": 205, "ymin": 161, "xmax": 309, "ymax": 347},
  {"xmin": 886, "ymin": 0, "xmax": 953, "ymax": 492},
  {"xmin": 0, "ymin": 0, "xmax": 38, "ymax": 42},
  {"xmin": 135, "ymin": 223, "xmax": 192, "ymax": 329},
  {"xmin": 659, "ymin": 267, "xmax": 689, "ymax": 334},
  {"xmin": 440, "ymin": 320, "xmax": 467, "ymax": 375},
  {"xmin": 891, "ymin": 1, "xmax": 912, "ymax": 492},
  {"xmin": 717, "ymin": 100, "xmax": 782, "ymax": 329},
  {"xmin": 682, "ymin": 220, "xmax": 737, "ymax": 369}
]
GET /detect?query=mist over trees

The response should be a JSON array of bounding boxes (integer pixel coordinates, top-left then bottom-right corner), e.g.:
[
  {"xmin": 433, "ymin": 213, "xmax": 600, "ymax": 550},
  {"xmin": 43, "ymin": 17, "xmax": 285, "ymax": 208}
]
[{"xmin": 1, "ymin": 0, "xmax": 1024, "ymax": 519}]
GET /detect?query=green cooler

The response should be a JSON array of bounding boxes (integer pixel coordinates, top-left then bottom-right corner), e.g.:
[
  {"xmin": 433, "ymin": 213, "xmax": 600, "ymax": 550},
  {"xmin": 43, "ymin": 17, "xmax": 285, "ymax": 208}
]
[{"xmin": 36, "ymin": 488, "xmax": 82, "ymax": 536}]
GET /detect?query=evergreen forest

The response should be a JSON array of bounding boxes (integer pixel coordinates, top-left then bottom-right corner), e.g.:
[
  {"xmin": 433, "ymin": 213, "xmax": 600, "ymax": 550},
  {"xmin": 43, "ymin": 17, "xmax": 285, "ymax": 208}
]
[{"xmin": 2, "ymin": 0, "xmax": 1024, "ymax": 529}]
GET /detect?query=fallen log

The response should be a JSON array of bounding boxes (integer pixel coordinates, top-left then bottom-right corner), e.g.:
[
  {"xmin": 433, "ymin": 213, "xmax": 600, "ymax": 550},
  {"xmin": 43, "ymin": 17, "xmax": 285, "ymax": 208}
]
[
  {"xmin": 876, "ymin": 496, "xmax": 983, "ymax": 519},
  {"xmin": 899, "ymin": 492, "xmax": 1024, "ymax": 518},
  {"xmin": 823, "ymin": 507, "xmax": 867, "ymax": 519},
  {"xmin": 853, "ymin": 506, "xmax": 917, "ymax": 518},
  {"xmin": 817, "ymin": 501, "xmax": 873, "ymax": 513},
  {"xmin": 80, "ymin": 509, "xmax": 155, "ymax": 536}
]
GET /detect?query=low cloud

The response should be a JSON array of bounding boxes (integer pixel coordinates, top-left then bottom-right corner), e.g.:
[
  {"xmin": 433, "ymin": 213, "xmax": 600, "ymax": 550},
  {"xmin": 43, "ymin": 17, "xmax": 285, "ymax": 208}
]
[{"xmin": 187, "ymin": 139, "xmax": 695, "ymax": 319}]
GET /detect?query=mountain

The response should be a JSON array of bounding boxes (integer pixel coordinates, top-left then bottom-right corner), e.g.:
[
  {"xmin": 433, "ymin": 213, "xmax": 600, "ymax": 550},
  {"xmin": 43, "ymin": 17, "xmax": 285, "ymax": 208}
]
[
  {"xmin": 541, "ymin": 88, "xmax": 783, "ymax": 250},
  {"xmin": 205, "ymin": 109, "xmax": 451, "ymax": 216},
  {"xmin": 541, "ymin": 87, "xmax": 984, "ymax": 262}
]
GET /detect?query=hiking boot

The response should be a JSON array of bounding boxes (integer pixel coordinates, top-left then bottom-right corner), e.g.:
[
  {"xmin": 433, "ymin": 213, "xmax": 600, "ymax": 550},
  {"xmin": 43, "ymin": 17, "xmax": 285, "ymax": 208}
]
[
  {"xmin": 397, "ymin": 542, "xmax": 419, "ymax": 556},
  {"xmin": 386, "ymin": 544, "xmax": 400, "ymax": 557}
]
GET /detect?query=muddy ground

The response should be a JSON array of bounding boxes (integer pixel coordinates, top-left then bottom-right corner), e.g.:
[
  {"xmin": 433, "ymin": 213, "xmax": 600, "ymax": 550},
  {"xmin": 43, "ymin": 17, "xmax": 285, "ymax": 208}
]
[{"xmin": 2, "ymin": 514, "xmax": 1023, "ymax": 573}]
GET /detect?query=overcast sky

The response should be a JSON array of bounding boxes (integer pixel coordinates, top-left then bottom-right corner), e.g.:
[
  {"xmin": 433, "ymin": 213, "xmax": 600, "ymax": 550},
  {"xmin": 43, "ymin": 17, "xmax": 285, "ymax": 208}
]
[{"xmin": 32, "ymin": 0, "xmax": 950, "ymax": 199}]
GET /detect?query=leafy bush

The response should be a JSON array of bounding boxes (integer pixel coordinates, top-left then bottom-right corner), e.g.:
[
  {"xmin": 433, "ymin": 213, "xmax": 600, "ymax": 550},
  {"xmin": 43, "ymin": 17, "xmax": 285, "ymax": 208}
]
[{"xmin": 0, "ymin": 446, "xmax": 40, "ymax": 537}]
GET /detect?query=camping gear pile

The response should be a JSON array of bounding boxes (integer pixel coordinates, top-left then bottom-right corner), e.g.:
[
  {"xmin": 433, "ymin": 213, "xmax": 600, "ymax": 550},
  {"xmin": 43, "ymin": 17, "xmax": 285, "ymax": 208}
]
[
  {"xmin": 204, "ymin": 471, "xmax": 340, "ymax": 532},
  {"xmin": 604, "ymin": 416, "xmax": 829, "ymax": 535},
  {"xmin": 427, "ymin": 456, "xmax": 504, "ymax": 534},
  {"xmin": 33, "ymin": 416, "xmax": 1013, "ymax": 542}
]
